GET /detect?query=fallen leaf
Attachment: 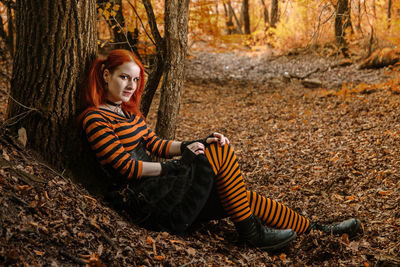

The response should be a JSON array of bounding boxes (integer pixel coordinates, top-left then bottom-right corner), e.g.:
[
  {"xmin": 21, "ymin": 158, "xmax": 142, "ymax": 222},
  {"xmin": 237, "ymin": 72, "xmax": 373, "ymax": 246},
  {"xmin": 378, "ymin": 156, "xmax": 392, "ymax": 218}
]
[
  {"xmin": 279, "ymin": 253, "xmax": 287, "ymax": 261},
  {"xmin": 33, "ymin": 250, "xmax": 45, "ymax": 256},
  {"xmin": 146, "ymin": 236, "xmax": 153, "ymax": 245},
  {"xmin": 17, "ymin": 127, "xmax": 27, "ymax": 147},
  {"xmin": 154, "ymin": 255, "xmax": 164, "ymax": 260},
  {"xmin": 342, "ymin": 233, "xmax": 350, "ymax": 245}
]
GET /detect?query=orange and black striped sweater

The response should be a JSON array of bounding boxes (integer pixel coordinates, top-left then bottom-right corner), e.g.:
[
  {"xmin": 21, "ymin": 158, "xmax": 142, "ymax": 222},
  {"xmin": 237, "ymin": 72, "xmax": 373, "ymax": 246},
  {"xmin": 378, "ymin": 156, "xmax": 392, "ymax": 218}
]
[{"xmin": 82, "ymin": 108, "xmax": 172, "ymax": 179}]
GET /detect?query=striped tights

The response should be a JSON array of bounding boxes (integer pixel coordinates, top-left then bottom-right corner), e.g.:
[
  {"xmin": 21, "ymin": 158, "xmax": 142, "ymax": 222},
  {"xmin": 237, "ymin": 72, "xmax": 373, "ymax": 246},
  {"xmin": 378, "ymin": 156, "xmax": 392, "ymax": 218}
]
[{"xmin": 204, "ymin": 143, "xmax": 310, "ymax": 234}]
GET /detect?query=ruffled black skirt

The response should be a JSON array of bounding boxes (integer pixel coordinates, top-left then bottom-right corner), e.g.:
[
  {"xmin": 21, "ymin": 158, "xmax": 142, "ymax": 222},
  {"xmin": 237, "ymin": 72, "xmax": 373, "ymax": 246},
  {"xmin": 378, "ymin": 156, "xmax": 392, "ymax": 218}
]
[{"xmin": 104, "ymin": 144, "xmax": 223, "ymax": 234}]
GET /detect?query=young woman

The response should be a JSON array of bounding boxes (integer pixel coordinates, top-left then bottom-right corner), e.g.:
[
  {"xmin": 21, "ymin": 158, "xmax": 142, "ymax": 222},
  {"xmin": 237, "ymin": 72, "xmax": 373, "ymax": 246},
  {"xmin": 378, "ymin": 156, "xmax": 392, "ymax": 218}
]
[{"xmin": 80, "ymin": 49, "xmax": 361, "ymax": 251}]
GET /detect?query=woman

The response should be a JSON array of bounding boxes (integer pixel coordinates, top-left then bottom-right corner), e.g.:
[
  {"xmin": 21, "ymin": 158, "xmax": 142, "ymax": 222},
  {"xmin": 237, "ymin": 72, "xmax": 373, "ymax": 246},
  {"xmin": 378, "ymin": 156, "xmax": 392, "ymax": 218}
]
[{"xmin": 80, "ymin": 49, "xmax": 361, "ymax": 251}]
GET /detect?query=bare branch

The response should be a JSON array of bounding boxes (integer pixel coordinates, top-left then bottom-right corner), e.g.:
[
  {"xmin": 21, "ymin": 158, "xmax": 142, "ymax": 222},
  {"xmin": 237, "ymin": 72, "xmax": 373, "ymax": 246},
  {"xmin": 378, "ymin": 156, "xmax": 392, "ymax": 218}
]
[
  {"xmin": 126, "ymin": 0, "xmax": 156, "ymax": 46},
  {"xmin": 141, "ymin": 0, "xmax": 163, "ymax": 48}
]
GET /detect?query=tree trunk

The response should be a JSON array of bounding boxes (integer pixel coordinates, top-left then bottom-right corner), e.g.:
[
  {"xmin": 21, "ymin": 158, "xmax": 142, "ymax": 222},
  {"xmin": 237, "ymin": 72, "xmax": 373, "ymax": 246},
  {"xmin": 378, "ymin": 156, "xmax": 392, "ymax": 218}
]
[
  {"xmin": 270, "ymin": 0, "xmax": 279, "ymax": 28},
  {"xmin": 335, "ymin": 0, "xmax": 352, "ymax": 57},
  {"xmin": 355, "ymin": 0, "xmax": 363, "ymax": 35},
  {"xmin": 388, "ymin": 0, "xmax": 392, "ymax": 28},
  {"xmin": 97, "ymin": 0, "xmax": 139, "ymax": 56},
  {"xmin": 227, "ymin": 1, "xmax": 243, "ymax": 34},
  {"xmin": 140, "ymin": 53, "xmax": 164, "ymax": 118},
  {"xmin": 7, "ymin": 0, "xmax": 97, "ymax": 175},
  {"xmin": 155, "ymin": 0, "xmax": 190, "ymax": 140},
  {"xmin": 260, "ymin": 0, "xmax": 269, "ymax": 29},
  {"xmin": 243, "ymin": 0, "xmax": 250, "ymax": 34}
]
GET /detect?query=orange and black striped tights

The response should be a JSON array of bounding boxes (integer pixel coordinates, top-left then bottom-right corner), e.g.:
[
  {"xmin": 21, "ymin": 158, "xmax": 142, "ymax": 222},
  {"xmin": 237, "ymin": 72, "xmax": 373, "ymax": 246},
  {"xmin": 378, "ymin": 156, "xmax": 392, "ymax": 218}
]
[{"xmin": 204, "ymin": 143, "xmax": 310, "ymax": 235}]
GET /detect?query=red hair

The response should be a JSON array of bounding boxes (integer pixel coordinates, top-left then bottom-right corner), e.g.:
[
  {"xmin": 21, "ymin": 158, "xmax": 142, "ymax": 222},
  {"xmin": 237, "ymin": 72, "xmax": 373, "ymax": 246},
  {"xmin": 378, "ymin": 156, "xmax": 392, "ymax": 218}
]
[{"xmin": 81, "ymin": 49, "xmax": 145, "ymax": 118}]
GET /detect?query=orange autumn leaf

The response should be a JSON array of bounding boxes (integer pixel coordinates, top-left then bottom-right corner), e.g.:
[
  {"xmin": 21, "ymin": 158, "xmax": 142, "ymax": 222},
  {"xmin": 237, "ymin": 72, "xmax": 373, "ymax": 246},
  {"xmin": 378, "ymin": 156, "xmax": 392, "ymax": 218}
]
[
  {"xmin": 33, "ymin": 250, "xmax": 45, "ymax": 256},
  {"xmin": 146, "ymin": 236, "xmax": 154, "ymax": 245},
  {"xmin": 341, "ymin": 233, "xmax": 350, "ymax": 245},
  {"xmin": 279, "ymin": 253, "xmax": 287, "ymax": 261},
  {"xmin": 154, "ymin": 255, "xmax": 164, "ymax": 260},
  {"xmin": 378, "ymin": 190, "xmax": 393, "ymax": 196}
]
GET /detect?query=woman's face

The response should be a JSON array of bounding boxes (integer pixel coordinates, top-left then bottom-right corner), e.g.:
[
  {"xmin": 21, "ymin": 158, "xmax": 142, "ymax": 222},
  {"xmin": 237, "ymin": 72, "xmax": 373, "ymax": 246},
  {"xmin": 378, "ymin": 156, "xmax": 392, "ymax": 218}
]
[{"xmin": 103, "ymin": 61, "xmax": 141, "ymax": 103}]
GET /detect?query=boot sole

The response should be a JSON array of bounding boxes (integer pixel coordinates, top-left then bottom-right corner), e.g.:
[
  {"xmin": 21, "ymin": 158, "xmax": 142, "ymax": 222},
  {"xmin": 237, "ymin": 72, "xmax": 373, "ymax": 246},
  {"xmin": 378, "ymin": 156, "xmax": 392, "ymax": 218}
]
[{"xmin": 257, "ymin": 232, "xmax": 298, "ymax": 251}]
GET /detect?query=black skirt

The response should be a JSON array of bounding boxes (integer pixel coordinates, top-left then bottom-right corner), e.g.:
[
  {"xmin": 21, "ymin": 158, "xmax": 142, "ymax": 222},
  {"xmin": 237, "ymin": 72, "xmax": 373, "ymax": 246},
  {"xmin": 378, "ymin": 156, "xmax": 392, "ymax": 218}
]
[{"xmin": 104, "ymin": 144, "xmax": 221, "ymax": 234}]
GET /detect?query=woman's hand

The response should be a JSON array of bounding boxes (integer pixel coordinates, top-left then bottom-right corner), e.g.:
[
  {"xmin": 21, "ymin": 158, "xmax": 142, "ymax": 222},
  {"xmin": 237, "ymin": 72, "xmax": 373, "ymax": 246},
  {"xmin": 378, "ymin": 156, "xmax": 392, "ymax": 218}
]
[
  {"xmin": 206, "ymin": 132, "xmax": 230, "ymax": 146},
  {"xmin": 185, "ymin": 133, "xmax": 230, "ymax": 155},
  {"xmin": 187, "ymin": 142, "xmax": 206, "ymax": 155}
]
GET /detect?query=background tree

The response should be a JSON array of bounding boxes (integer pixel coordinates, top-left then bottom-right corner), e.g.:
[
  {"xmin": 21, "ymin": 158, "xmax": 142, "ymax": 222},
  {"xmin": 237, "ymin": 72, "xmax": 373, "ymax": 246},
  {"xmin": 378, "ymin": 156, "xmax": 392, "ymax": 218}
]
[
  {"xmin": 242, "ymin": 0, "xmax": 250, "ymax": 34},
  {"xmin": 335, "ymin": 0, "xmax": 352, "ymax": 57},
  {"xmin": 270, "ymin": 0, "xmax": 279, "ymax": 28},
  {"xmin": 155, "ymin": 0, "xmax": 190, "ymax": 140},
  {"xmin": 97, "ymin": 0, "xmax": 139, "ymax": 55}
]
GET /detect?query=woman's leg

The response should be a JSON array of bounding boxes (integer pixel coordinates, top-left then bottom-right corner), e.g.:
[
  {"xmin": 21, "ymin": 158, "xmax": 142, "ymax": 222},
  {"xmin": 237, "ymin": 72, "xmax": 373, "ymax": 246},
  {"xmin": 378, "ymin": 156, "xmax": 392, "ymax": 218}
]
[
  {"xmin": 204, "ymin": 142, "xmax": 310, "ymax": 234},
  {"xmin": 204, "ymin": 143, "xmax": 297, "ymax": 250},
  {"xmin": 204, "ymin": 143, "xmax": 253, "ymax": 223},
  {"xmin": 247, "ymin": 191, "xmax": 310, "ymax": 234}
]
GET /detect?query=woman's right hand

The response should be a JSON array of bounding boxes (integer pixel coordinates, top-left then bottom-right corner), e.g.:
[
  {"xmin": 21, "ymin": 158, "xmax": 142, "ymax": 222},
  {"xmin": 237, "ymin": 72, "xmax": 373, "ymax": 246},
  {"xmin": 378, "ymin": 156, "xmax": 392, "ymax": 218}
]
[{"xmin": 187, "ymin": 142, "xmax": 205, "ymax": 155}]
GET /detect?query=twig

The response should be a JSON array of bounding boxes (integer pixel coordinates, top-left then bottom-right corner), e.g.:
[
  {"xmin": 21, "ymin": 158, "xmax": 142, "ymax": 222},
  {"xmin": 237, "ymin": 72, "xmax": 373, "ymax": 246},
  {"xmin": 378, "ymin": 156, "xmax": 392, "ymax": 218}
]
[
  {"xmin": 354, "ymin": 125, "xmax": 377, "ymax": 133},
  {"xmin": 127, "ymin": 0, "xmax": 156, "ymax": 46},
  {"xmin": 307, "ymin": 4, "xmax": 335, "ymax": 47},
  {"xmin": 181, "ymin": 259, "xmax": 207, "ymax": 267},
  {"xmin": 59, "ymin": 250, "xmax": 88, "ymax": 265}
]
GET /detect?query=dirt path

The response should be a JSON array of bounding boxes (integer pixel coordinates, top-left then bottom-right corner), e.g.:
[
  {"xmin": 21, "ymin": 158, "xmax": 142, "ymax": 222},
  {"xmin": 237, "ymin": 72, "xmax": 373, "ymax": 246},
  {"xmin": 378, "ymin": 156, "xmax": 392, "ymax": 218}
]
[{"xmin": 184, "ymin": 51, "xmax": 392, "ymax": 89}]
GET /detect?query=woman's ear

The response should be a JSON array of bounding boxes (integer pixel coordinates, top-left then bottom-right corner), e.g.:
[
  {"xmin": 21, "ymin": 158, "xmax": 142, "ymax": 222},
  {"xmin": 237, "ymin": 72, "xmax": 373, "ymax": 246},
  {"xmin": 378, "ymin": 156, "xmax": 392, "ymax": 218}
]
[{"xmin": 103, "ymin": 69, "xmax": 110, "ymax": 84}]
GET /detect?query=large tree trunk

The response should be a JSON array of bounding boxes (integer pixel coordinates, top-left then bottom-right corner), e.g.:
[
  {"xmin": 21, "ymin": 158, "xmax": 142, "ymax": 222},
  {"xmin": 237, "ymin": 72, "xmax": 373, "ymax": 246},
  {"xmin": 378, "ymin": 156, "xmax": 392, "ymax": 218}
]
[
  {"xmin": 6, "ymin": 0, "xmax": 97, "ymax": 176},
  {"xmin": 155, "ymin": 0, "xmax": 190, "ymax": 140}
]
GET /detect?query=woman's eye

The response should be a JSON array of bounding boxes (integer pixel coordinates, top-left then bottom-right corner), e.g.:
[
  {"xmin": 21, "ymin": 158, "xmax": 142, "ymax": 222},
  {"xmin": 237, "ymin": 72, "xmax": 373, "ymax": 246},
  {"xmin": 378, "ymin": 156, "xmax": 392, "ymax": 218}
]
[
  {"xmin": 120, "ymin": 75, "xmax": 128, "ymax": 80},
  {"xmin": 133, "ymin": 77, "xmax": 139, "ymax": 82}
]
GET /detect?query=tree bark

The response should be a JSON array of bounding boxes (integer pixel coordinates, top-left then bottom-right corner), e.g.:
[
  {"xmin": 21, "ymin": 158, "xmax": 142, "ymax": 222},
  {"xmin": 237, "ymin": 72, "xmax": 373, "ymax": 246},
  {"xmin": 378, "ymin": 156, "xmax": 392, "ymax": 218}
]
[
  {"xmin": 388, "ymin": 0, "xmax": 392, "ymax": 28},
  {"xmin": 155, "ymin": 0, "xmax": 190, "ymax": 140},
  {"xmin": 260, "ymin": 0, "xmax": 269, "ymax": 29},
  {"xmin": 335, "ymin": 0, "xmax": 352, "ymax": 57},
  {"xmin": 7, "ymin": 0, "xmax": 97, "ymax": 175},
  {"xmin": 243, "ymin": 0, "xmax": 250, "ymax": 34},
  {"xmin": 270, "ymin": 0, "xmax": 279, "ymax": 28},
  {"xmin": 140, "ymin": 0, "xmax": 165, "ymax": 118}
]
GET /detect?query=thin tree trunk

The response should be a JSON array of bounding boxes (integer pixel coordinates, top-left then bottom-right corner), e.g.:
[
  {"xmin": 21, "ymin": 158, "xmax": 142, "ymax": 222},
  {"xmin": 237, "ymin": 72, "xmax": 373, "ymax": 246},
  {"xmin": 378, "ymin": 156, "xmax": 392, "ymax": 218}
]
[
  {"xmin": 356, "ymin": 0, "xmax": 363, "ymax": 35},
  {"xmin": 140, "ymin": 54, "xmax": 164, "ymax": 118},
  {"xmin": 270, "ymin": 0, "xmax": 279, "ymax": 28},
  {"xmin": 260, "ymin": 0, "xmax": 269, "ymax": 29},
  {"xmin": 388, "ymin": 0, "xmax": 392, "ymax": 28},
  {"xmin": 227, "ymin": 1, "xmax": 243, "ymax": 34},
  {"xmin": 243, "ymin": 0, "xmax": 250, "ymax": 34},
  {"xmin": 7, "ymin": 0, "xmax": 97, "ymax": 173},
  {"xmin": 155, "ymin": 0, "xmax": 190, "ymax": 140},
  {"xmin": 140, "ymin": 0, "xmax": 165, "ymax": 118},
  {"xmin": 223, "ymin": 2, "xmax": 234, "ymax": 34},
  {"xmin": 98, "ymin": 0, "xmax": 139, "ymax": 56},
  {"xmin": 335, "ymin": 0, "xmax": 352, "ymax": 57},
  {"xmin": 6, "ymin": 3, "xmax": 14, "ymax": 56}
]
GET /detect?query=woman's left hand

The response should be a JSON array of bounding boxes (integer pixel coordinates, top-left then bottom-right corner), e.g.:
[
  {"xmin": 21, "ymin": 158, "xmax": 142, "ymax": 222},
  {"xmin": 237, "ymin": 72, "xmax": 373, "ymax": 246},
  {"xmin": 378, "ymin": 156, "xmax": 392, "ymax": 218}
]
[{"xmin": 206, "ymin": 132, "xmax": 230, "ymax": 146}]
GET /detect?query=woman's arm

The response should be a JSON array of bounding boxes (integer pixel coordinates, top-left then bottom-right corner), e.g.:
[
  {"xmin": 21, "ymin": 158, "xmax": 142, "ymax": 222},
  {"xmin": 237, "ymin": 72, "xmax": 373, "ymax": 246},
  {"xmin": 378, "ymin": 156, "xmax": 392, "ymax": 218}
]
[
  {"xmin": 141, "ymin": 161, "xmax": 162, "ymax": 176},
  {"xmin": 168, "ymin": 141, "xmax": 183, "ymax": 156}
]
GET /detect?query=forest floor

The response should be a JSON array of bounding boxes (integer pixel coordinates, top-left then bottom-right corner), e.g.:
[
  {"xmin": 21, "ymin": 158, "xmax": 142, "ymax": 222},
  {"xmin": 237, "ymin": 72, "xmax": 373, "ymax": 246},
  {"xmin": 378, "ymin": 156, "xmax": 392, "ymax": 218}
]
[{"xmin": 0, "ymin": 49, "xmax": 400, "ymax": 266}]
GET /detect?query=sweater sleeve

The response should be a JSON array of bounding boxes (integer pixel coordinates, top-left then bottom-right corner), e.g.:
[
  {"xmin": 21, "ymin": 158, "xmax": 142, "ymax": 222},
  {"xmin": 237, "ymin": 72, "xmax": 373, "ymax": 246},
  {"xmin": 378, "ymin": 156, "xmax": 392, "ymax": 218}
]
[
  {"xmin": 141, "ymin": 124, "xmax": 173, "ymax": 158},
  {"xmin": 83, "ymin": 111, "xmax": 143, "ymax": 179}
]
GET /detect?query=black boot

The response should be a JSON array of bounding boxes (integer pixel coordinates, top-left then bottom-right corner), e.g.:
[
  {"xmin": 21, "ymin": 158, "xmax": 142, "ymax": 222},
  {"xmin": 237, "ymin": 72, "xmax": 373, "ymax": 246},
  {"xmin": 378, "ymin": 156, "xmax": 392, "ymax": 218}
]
[
  {"xmin": 235, "ymin": 214, "xmax": 297, "ymax": 250},
  {"xmin": 311, "ymin": 218, "xmax": 362, "ymax": 237}
]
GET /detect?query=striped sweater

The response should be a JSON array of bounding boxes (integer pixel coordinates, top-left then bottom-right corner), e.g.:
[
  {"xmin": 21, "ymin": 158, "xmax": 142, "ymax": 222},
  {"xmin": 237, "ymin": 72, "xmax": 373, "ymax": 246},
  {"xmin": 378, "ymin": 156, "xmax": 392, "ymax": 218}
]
[{"xmin": 83, "ymin": 108, "xmax": 172, "ymax": 179}]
